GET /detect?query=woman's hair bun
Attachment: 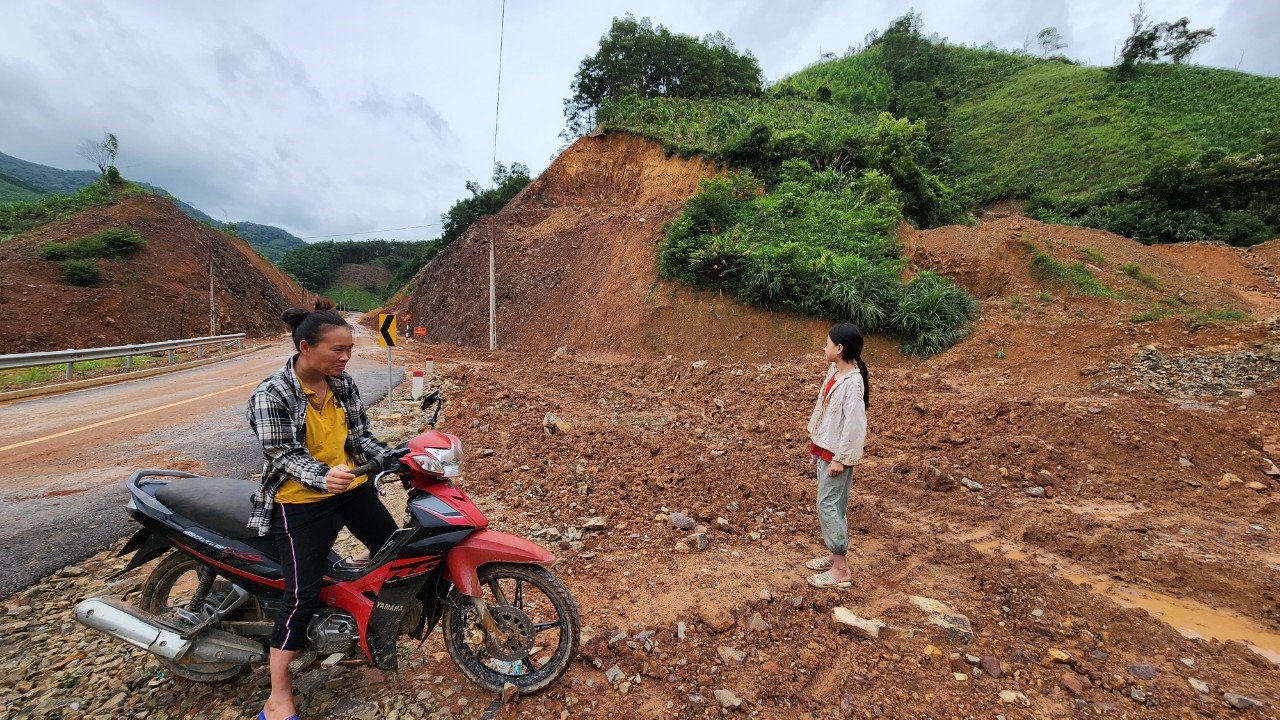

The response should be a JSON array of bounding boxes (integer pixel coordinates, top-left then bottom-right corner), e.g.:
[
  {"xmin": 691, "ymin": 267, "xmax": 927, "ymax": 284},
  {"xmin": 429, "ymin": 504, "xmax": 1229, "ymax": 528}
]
[{"xmin": 280, "ymin": 307, "xmax": 309, "ymax": 330}]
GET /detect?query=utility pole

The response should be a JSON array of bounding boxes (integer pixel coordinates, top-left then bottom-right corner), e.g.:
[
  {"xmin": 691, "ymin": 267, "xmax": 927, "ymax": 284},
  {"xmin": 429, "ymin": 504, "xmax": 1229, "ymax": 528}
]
[{"xmin": 488, "ymin": 0, "xmax": 506, "ymax": 351}]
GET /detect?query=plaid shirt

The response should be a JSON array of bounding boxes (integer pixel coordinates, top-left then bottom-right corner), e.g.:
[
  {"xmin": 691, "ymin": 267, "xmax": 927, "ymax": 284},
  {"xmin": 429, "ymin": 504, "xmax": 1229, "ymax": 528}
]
[{"xmin": 245, "ymin": 356, "xmax": 386, "ymax": 535}]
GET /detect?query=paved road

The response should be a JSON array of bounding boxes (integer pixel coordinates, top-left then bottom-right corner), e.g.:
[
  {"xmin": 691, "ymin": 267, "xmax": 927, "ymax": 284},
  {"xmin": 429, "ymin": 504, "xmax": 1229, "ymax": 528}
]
[{"xmin": 0, "ymin": 334, "xmax": 402, "ymax": 598}]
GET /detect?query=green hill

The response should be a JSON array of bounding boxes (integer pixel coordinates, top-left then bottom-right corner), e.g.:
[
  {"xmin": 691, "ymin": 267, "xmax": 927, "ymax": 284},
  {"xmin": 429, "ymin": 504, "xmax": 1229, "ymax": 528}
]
[
  {"xmin": 0, "ymin": 151, "xmax": 304, "ymax": 259},
  {"xmin": 776, "ymin": 38, "xmax": 1280, "ymax": 205}
]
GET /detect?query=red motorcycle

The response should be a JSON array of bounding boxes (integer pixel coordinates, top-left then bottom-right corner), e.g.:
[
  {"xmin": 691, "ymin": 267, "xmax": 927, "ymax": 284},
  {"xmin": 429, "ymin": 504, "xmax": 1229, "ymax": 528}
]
[{"xmin": 75, "ymin": 390, "xmax": 579, "ymax": 695}]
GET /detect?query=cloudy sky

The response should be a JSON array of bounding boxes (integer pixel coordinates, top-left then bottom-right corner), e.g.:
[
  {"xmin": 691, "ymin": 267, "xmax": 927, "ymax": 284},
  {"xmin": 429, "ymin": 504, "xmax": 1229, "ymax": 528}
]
[{"xmin": 2, "ymin": 1, "xmax": 1274, "ymax": 242}]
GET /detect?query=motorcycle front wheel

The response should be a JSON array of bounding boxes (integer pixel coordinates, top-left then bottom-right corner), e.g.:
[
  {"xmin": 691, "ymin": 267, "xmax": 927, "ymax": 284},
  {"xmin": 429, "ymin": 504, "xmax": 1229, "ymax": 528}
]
[
  {"xmin": 139, "ymin": 552, "xmax": 249, "ymax": 682},
  {"xmin": 442, "ymin": 562, "xmax": 580, "ymax": 694}
]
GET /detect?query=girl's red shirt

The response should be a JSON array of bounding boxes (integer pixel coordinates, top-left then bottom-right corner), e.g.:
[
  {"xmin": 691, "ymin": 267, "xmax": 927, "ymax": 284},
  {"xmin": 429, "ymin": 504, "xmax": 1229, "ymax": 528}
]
[{"xmin": 809, "ymin": 373, "xmax": 839, "ymax": 462}]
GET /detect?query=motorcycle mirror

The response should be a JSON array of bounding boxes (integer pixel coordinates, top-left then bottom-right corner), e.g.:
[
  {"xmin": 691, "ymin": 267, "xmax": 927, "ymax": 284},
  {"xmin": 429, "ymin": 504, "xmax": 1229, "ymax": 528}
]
[{"xmin": 420, "ymin": 390, "xmax": 441, "ymax": 412}]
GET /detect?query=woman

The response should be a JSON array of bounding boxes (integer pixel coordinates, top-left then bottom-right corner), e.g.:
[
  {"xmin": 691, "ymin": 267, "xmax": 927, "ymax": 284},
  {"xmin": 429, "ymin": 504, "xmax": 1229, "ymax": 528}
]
[
  {"xmin": 804, "ymin": 323, "xmax": 869, "ymax": 589},
  {"xmin": 246, "ymin": 302, "xmax": 398, "ymax": 720}
]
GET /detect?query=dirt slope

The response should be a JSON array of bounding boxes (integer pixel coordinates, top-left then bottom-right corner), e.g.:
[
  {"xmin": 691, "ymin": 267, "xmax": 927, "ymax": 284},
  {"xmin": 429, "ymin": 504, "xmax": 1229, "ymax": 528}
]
[
  {"xmin": 398, "ymin": 134, "xmax": 831, "ymax": 364},
  {"xmin": 0, "ymin": 194, "xmax": 309, "ymax": 352}
]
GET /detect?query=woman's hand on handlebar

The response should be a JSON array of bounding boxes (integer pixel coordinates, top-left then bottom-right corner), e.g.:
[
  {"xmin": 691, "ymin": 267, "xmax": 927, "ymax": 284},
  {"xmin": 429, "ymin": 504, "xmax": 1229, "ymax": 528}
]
[{"xmin": 324, "ymin": 465, "xmax": 357, "ymax": 494}]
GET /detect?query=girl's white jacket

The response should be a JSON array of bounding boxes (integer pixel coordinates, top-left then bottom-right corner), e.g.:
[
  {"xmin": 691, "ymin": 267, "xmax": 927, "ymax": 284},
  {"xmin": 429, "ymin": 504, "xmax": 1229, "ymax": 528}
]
[{"xmin": 807, "ymin": 363, "xmax": 867, "ymax": 466}]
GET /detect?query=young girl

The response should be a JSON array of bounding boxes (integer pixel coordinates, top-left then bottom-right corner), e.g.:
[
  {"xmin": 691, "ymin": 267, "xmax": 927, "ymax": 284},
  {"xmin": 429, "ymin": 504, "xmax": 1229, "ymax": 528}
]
[{"xmin": 804, "ymin": 323, "xmax": 869, "ymax": 589}]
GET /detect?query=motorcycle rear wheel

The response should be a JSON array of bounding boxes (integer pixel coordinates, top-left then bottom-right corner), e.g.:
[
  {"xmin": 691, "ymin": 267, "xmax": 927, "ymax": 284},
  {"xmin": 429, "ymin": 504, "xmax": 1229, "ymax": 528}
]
[
  {"xmin": 442, "ymin": 563, "xmax": 579, "ymax": 694},
  {"xmin": 139, "ymin": 552, "xmax": 249, "ymax": 682}
]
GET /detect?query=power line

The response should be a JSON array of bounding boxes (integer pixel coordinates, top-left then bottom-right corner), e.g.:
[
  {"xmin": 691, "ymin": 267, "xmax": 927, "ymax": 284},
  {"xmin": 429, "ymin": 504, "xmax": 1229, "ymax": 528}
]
[{"xmin": 297, "ymin": 223, "xmax": 441, "ymax": 240}]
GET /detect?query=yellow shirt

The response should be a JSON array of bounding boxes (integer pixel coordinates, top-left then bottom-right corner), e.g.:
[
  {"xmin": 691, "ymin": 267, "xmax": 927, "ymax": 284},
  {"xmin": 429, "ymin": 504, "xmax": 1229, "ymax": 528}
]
[{"xmin": 274, "ymin": 375, "xmax": 367, "ymax": 504}]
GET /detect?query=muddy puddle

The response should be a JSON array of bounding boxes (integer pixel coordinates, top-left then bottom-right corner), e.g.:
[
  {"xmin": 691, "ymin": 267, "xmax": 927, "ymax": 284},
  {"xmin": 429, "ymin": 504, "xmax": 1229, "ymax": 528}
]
[{"xmin": 971, "ymin": 540, "xmax": 1280, "ymax": 664}]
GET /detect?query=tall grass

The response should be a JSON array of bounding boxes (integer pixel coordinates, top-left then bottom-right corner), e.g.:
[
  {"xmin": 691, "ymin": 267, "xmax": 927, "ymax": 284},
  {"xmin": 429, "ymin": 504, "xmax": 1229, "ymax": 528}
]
[{"xmin": 660, "ymin": 166, "xmax": 978, "ymax": 356}]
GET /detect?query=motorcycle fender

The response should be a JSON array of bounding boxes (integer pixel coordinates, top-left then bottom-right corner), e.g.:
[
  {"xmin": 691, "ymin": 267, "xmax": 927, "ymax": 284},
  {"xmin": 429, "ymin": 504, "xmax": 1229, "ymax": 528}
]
[
  {"xmin": 113, "ymin": 529, "xmax": 171, "ymax": 578},
  {"xmin": 443, "ymin": 529, "xmax": 555, "ymax": 597}
]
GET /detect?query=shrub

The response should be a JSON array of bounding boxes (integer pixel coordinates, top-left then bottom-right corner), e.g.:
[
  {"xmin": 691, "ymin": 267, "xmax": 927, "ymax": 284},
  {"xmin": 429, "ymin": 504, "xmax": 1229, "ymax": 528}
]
[
  {"xmin": 61, "ymin": 259, "xmax": 101, "ymax": 286},
  {"xmin": 37, "ymin": 227, "xmax": 145, "ymax": 261},
  {"xmin": 659, "ymin": 164, "xmax": 978, "ymax": 356}
]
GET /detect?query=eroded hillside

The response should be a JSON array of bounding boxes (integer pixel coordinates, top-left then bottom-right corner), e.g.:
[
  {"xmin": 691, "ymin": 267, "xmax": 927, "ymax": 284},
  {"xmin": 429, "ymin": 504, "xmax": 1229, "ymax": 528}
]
[{"xmin": 0, "ymin": 194, "xmax": 309, "ymax": 352}]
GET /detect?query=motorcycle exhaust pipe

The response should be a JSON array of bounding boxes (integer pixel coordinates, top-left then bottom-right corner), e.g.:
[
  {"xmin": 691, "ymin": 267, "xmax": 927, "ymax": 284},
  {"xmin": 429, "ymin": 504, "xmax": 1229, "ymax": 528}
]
[
  {"xmin": 75, "ymin": 596, "xmax": 264, "ymax": 665},
  {"xmin": 75, "ymin": 596, "xmax": 190, "ymax": 660}
]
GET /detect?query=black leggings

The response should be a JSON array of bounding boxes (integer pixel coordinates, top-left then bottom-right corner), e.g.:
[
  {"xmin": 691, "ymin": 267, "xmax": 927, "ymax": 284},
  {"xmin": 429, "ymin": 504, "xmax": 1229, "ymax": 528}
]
[{"xmin": 270, "ymin": 483, "xmax": 398, "ymax": 651}]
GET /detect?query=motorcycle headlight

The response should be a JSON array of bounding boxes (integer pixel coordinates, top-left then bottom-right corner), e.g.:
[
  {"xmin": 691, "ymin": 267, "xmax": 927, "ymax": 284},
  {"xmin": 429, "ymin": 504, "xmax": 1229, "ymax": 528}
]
[{"xmin": 412, "ymin": 437, "xmax": 463, "ymax": 477}]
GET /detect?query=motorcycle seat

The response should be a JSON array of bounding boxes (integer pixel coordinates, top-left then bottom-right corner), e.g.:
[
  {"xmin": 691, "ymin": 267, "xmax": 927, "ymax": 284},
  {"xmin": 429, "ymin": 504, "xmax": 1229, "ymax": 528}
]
[{"xmin": 154, "ymin": 476, "xmax": 261, "ymax": 540}]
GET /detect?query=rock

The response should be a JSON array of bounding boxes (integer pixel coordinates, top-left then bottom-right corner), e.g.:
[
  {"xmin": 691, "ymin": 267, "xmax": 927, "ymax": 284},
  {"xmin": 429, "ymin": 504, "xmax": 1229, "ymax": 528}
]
[
  {"xmin": 542, "ymin": 412, "xmax": 572, "ymax": 434},
  {"xmin": 686, "ymin": 532, "xmax": 709, "ymax": 551},
  {"xmin": 582, "ymin": 516, "xmax": 607, "ymax": 531},
  {"xmin": 717, "ymin": 646, "xmax": 746, "ymax": 665},
  {"xmin": 726, "ymin": 501, "xmax": 740, "ymax": 512},
  {"xmin": 921, "ymin": 645, "xmax": 944, "ymax": 665},
  {"xmin": 502, "ymin": 461, "xmax": 518, "ymax": 473},
  {"xmin": 948, "ymin": 653, "xmax": 969, "ymax": 674},
  {"xmin": 1179, "ymin": 457, "xmax": 1194, "ymax": 467},
  {"xmin": 923, "ymin": 461, "xmax": 955, "ymax": 491},
  {"xmin": 699, "ymin": 606, "xmax": 735, "ymax": 632},
  {"xmin": 331, "ymin": 698, "xmax": 380, "ymax": 720},
  {"xmin": 832, "ymin": 607, "xmax": 892, "ymax": 640},
  {"xmin": 908, "ymin": 596, "xmax": 973, "ymax": 643},
  {"xmin": 1219, "ymin": 473, "xmax": 1244, "ymax": 490},
  {"xmin": 1061, "ymin": 671, "xmax": 1085, "ymax": 695},
  {"xmin": 1127, "ymin": 662, "xmax": 1158, "ymax": 679},
  {"xmin": 1080, "ymin": 365, "xmax": 1101, "ymax": 376},
  {"xmin": 952, "ymin": 672, "xmax": 969, "ymax": 682},
  {"xmin": 677, "ymin": 622, "xmax": 687, "ymax": 641},
  {"xmin": 747, "ymin": 614, "xmax": 770, "ymax": 632},
  {"xmin": 669, "ymin": 512, "xmax": 697, "ymax": 531},
  {"xmin": 604, "ymin": 665, "xmax": 625, "ymax": 683},
  {"xmin": 1043, "ymin": 649, "xmax": 1072, "ymax": 666},
  {"xmin": 481, "ymin": 448, "xmax": 494, "ymax": 456},
  {"xmin": 1264, "ymin": 459, "xmax": 1280, "ymax": 477},
  {"xmin": 758, "ymin": 589, "xmax": 773, "ymax": 602},
  {"xmin": 1223, "ymin": 693, "xmax": 1262, "ymax": 710},
  {"xmin": 674, "ymin": 541, "xmax": 690, "ymax": 552},
  {"xmin": 502, "ymin": 682, "xmax": 518, "ymax": 702},
  {"xmin": 6, "ymin": 605, "xmax": 32, "ymax": 617},
  {"xmin": 1130, "ymin": 687, "xmax": 1148, "ymax": 704},
  {"xmin": 1024, "ymin": 486, "xmax": 1046, "ymax": 498},
  {"xmin": 959, "ymin": 477, "xmax": 984, "ymax": 492},
  {"xmin": 1246, "ymin": 481, "xmax": 1267, "ymax": 492},
  {"xmin": 1188, "ymin": 678, "xmax": 1209, "ymax": 694},
  {"xmin": 713, "ymin": 689, "xmax": 742, "ymax": 709},
  {"xmin": 980, "ymin": 655, "xmax": 1001, "ymax": 678},
  {"xmin": 998, "ymin": 690, "xmax": 1030, "ymax": 707}
]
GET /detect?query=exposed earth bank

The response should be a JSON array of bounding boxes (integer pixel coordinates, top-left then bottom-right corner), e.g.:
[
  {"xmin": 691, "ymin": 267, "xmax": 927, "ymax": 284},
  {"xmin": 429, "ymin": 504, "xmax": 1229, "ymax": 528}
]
[{"xmin": 0, "ymin": 194, "xmax": 309, "ymax": 353}]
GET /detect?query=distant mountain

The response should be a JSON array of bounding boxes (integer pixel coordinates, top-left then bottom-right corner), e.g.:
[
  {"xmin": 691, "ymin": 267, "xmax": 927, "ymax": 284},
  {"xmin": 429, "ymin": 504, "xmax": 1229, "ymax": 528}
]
[{"xmin": 0, "ymin": 151, "xmax": 304, "ymax": 261}]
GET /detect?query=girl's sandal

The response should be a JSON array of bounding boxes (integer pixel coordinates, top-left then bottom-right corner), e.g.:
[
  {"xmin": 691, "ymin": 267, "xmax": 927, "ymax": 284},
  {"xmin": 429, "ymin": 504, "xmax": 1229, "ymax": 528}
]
[
  {"xmin": 806, "ymin": 571, "xmax": 852, "ymax": 589},
  {"xmin": 804, "ymin": 557, "xmax": 833, "ymax": 571}
]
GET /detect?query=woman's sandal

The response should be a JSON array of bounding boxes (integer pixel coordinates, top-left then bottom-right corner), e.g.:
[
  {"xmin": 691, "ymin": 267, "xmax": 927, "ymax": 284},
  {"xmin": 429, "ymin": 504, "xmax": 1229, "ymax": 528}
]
[
  {"xmin": 806, "ymin": 571, "xmax": 852, "ymax": 589},
  {"xmin": 804, "ymin": 557, "xmax": 833, "ymax": 571}
]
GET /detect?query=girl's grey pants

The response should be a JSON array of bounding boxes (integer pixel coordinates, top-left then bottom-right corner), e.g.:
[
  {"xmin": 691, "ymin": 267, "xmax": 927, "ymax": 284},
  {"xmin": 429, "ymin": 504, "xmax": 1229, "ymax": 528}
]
[{"xmin": 815, "ymin": 458, "xmax": 852, "ymax": 556}]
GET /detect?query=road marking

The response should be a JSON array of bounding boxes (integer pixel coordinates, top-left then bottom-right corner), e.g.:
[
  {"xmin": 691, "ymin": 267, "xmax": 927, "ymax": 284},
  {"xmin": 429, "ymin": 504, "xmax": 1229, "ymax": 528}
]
[{"xmin": 0, "ymin": 381, "xmax": 260, "ymax": 453}]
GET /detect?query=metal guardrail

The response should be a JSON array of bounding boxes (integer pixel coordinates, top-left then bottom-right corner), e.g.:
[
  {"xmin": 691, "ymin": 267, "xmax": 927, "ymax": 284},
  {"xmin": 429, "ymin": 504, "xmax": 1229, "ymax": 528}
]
[{"xmin": 0, "ymin": 334, "xmax": 246, "ymax": 380}]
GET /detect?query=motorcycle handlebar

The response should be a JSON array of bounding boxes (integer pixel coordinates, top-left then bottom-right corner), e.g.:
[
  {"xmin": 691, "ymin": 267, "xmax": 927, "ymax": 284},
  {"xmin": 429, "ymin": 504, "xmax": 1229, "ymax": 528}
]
[{"xmin": 350, "ymin": 446, "xmax": 409, "ymax": 479}]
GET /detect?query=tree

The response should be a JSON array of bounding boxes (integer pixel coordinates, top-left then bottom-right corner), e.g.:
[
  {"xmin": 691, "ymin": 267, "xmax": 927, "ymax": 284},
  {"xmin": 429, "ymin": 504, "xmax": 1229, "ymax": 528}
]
[
  {"xmin": 1037, "ymin": 27, "xmax": 1066, "ymax": 58},
  {"xmin": 78, "ymin": 132, "xmax": 119, "ymax": 177},
  {"xmin": 1118, "ymin": 3, "xmax": 1214, "ymax": 76},
  {"xmin": 1158, "ymin": 17, "xmax": 1215, "ymax": 64},
  {"xmin": 439, "ymin": 162, "xmax": 532, "ymax": 245},
  {"xmin": 563, "ymin": 15, "xmax": 763, "ymax": 138}
]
